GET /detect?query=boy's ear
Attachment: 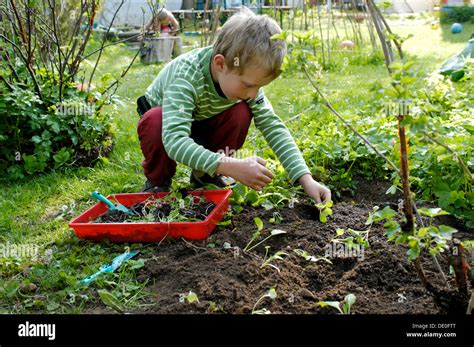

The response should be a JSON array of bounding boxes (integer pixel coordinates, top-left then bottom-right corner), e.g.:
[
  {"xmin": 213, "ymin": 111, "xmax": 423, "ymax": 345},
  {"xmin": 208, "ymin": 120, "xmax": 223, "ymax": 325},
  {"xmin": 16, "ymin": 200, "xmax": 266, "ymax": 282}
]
[{"xmin": 213, "ymin": 54, "xmax": 227, "ymax": 71}]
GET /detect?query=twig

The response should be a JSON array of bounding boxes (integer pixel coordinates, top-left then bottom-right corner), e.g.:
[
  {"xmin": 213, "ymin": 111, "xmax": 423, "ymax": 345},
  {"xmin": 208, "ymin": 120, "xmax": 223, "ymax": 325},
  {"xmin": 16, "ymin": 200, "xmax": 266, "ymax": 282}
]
[
  {"xmin": 181, "ymin": 237, "xmax": 207, "ymax": 252},
  {"xmin": 0, "ymin": 75, "xmax": 14, "ymax": 91},
  {"xmin": 88, "ymin": 0, "xmax": 124, "ymax": 89},
  {"xmin": 81, "ymin": 33, "xmax": 143, "ymax": 61},
  {"xmin": 0, "ymin": 33, "xmax": 44, "ymax": 103}
]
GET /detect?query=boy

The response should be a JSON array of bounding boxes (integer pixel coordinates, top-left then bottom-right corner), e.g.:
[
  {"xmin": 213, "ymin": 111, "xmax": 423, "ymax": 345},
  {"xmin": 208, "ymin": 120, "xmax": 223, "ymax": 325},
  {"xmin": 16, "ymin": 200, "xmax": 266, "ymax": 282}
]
[
  {"xmin": 137, "ymin": 8, "xmax": 331, "ymax": 204},
  {"xmin": 143, "ymin": 8, "xmax": 182, "ymax": 58},
  {"xmin": 144, "ymin": 8, "xmax": 180, "ymax": 36}
]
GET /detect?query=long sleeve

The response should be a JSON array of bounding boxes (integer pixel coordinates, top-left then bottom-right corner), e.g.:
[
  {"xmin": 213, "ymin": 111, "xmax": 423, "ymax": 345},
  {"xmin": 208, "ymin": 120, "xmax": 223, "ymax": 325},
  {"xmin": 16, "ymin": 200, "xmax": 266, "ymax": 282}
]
[
  {"xmin": 161, "ymin": 78, "xmax": 225, "ymax": 175},
  {"xmin": 248, "ymin": 89, "xmax": 311, "ymax": 184}
]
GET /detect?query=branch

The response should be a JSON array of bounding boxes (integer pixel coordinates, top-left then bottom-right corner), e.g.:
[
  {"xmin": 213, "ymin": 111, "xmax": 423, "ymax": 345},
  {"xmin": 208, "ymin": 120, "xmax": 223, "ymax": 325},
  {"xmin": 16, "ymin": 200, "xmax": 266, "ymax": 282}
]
[
  {"xmin": 81, "ymin": 33, "xmax": 143, "ymax": 61},
  {"xmin": 47, "ymin": 0, "xmax": 64, "ymax": 101},
  {"xmin": 87, "ymin": 0, "xmax": 124, "ymax": 88},
  {"xmin": 69, "ymin": 0, "xmax": 97, "ymax": 77},
  {"xmin": 371, "ymin": 0, "xmax": 404, "ymax": 59},
  {"xmin": 63, "ymin": 0, "xmax": 88, "ymax": 76},
  {"xmin": 100, "ymin": 48, "xmax": 141, "ymax": 103},
  {"xmin": 0, "ymin": 75, "xmax": 14, "ymax": 91},
  {"xmin": 0, "ymin": 33, "xmax": 44, "ymax": 103},
  {"xmin": 303, "ymin": 66, "xmax": 401, "ymax": 176},
  {"xmin": 1, "ymin": 51, "xmax": 21, "ymax": 82}
]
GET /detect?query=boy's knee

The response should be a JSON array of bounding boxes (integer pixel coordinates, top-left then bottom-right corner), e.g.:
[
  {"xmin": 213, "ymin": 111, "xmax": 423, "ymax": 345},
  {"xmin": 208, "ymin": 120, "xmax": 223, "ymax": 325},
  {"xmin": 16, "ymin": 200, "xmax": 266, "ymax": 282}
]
[
  {"xmin": 229, "ymin": 102, "xmax": 253, "ymax": 129},
  {"xmin": 137, "ymin": 107, "xmax": 163, "ymax": 140}
]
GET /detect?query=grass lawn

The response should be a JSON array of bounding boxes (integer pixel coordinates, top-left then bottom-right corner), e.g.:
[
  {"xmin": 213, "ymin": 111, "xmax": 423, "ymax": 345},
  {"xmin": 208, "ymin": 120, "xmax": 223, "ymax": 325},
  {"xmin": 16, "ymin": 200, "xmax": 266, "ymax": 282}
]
[{"xmin": 0, "ymin": 17, "xmax": 471, "ymax": 313}]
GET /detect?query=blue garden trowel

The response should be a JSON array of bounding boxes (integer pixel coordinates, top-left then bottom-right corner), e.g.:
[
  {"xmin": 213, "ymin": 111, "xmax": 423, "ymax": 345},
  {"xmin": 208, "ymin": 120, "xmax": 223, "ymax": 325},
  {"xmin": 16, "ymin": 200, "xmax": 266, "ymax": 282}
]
[
  {"xmin": 79, "ymin": 249, "xmax": 139, "ymax": 285},
  {"xmin": 91, "ymin": 191, "xmax": 136, "ymax": 215}
]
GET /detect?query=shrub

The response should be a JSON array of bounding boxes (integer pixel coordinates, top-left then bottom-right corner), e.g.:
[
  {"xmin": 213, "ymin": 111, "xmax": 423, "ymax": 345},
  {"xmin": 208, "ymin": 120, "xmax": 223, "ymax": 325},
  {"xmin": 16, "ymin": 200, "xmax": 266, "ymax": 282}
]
[
  {"xmin": 0, "ymin": 61, "xmax": 116, "ymax": 179},
  {"xmin": 0, "ymin": 0, "xmax": 137, "ymax": 179},
  {"xmin": 440, "ymin": 6, "xmax": 474, "ymax": 24}
]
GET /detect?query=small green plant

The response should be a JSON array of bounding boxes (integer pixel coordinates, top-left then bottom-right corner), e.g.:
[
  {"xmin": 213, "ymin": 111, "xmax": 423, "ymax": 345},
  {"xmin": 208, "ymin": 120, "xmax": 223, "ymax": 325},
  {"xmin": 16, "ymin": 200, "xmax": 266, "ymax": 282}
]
[
  {"xmin": 269, "ymin": 212, "xmax": 283, "ymax": 224},
  {"xmin": 331, "ymin": 228, "xmax": 370, "ymax": 250},
  {"xmin": 243, "ymin": 218, "xmax": 287, "ymax": 253},
  {"xmin": 180, "ymin": 291, "xmax": 199, "ymax": 304},
  {"xmin": 261, "ymin": 249, "xmax": 288, "ymax": 272},
  {"xmin": 207, "ymin": 301, "xmax": 225, "ymax": 313},
  {"xmin": 293, "ymin": 249, "xmax": 332, "ymax": 264},
  {"xmin": 317, "ymin": 293, "xmax": 356, "ymax": 314},
  {"xmin": 252, "ymin": 287, "xmax": 277, "ymax": 314},
  {"xmin": 368, "ymin": 206, "xmax": 457, "ymax": 261},
  {"xmin": 315, "ymin": 201, "xmax": 333, "ymax": 223}
]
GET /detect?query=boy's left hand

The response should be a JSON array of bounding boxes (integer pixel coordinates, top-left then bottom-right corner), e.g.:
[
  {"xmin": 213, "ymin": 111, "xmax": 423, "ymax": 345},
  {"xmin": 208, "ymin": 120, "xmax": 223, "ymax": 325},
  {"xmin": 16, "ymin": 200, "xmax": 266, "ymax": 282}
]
[{"xmin": 298, "ymin": 174, "xmax": 332, "ymax": 204}]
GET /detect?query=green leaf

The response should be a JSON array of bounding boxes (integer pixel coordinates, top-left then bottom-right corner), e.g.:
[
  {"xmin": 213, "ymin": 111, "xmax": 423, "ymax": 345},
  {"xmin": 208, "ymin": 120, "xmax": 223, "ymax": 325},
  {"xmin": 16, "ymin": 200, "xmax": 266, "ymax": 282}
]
[
  {"xmin": 252, "ymin": 308, "xmax": 271, "ymax": 314},
  {"xmin": 407, "ymin": 247, "xmax": 419, "ymax": 261},
  {"xmin": 266, "ymin": 288, "xmax": 277, "ymax": 300},
  {"xmin": 270, "ymin": 229, "xmax": 286, "ymax": 236},
  {"xmin": 46, "ymin": 301, "xmax": 60, "ymax": 312},
  {"xmin": 128, "ymin": 258, "xmax": 145, "ymax": 270},
  {"xmin": 317, "ymin": 301, "xmax": 343, "ymax": 314},
  {"xmin": 254, "ymin": 217, "xmax": 264, "ymax": 232},
  {"xmin": 246, "ymin": 191, "xmax": 259, "ymax": 205},
  {"xmin": 320, "ymin": 213, "xmax": 327, "ymax": 223},
  {"xmin": 418, "ymin": 227, "xmax": 428, "ymax": 237},
  {"xmin": 438, "ymin": 225, "xmax": 457, "ymax": 238},
  {"xmin": 185, "ymin": 291, "xmax": 199, "ymax": 304},
  {"xmin": 386, "ymin": 185, "xmax": 397, "ymax": 195},
  {"xmin": 343, "ymin": 293, "xmax": 356, "ymax": 314},
  {"xmin": 98, "ymin": 290, "xmax": 123, "ymax": 312},
  {"xmin": 417, "ymin": 207, "xmax": 450, "ymax": 218}
]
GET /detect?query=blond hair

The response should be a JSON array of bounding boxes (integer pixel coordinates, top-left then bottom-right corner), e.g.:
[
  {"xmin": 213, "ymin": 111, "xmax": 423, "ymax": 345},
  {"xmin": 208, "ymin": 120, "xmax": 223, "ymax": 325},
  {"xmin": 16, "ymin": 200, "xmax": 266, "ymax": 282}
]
[{"xmin": 213, "ymin": 7, "xmax": 286, "ymax": 78}]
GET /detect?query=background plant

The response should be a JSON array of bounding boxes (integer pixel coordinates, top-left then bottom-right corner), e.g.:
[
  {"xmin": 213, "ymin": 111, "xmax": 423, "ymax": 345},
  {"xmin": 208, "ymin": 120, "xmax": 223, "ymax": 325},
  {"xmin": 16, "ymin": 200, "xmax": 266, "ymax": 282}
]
[{"xmin": 0, "ymin": 0, "xmax": 140, "ymax": 179}]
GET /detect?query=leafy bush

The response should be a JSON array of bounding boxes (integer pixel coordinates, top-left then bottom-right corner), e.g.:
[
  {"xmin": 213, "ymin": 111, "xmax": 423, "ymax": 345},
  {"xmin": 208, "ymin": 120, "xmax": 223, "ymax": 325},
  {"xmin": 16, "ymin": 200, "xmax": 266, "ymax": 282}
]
[
  {"xmin": 440, "ymin": 6, "xmax": 474, "ymax": 24},
  {"xmin": 0, "ymin": 0, "xmax": 137, "ymax": 179},
  {"xmin": 0, "ymin": 60, "xmax": 116, "ymax": 179}
]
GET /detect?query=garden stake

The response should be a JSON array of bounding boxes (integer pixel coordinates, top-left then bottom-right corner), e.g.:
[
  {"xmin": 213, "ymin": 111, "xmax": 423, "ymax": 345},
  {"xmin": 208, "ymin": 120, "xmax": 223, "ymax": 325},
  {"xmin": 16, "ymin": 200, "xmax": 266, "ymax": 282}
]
[{"xmin": 397, "ymin": 107, "xmax": 431, "ymax": 290}]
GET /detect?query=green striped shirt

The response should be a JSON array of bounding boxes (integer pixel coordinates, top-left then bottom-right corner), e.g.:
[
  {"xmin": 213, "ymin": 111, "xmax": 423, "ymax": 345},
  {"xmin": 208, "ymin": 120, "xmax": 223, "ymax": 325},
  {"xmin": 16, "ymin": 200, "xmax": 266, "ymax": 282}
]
[{"xmin": 145, "ymin": 46, "xmax": 310, "ymax": 184}]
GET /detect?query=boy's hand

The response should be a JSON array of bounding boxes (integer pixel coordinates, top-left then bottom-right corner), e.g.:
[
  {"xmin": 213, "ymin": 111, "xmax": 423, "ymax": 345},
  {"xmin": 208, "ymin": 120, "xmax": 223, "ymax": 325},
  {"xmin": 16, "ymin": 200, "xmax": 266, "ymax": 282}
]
[
  {"xmin": 216, "ymin": 156, "xmax": 273, "ymax": 191},
  {"xmin": 298, "ymin": 174, "xmax": 331, "ymax": 204}
]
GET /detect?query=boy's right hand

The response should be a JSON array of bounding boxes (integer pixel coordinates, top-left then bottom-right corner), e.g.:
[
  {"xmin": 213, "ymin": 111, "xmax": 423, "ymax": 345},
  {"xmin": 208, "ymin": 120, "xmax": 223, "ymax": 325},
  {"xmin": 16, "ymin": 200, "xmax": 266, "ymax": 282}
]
[{"xmin": 216, "ymin": 156, "xmax": 274, "ymax": 191}]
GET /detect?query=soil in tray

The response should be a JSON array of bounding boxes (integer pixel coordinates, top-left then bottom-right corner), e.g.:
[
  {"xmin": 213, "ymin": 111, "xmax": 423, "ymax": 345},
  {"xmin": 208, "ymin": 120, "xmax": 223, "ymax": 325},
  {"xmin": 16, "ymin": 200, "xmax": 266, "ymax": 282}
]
[
  {"xmin": 93, "ymin": 197, "xmax": 216, "ymax": 223},
  {"xmin": 86, "ymin": 179, "xmax": 472, "ymax": 314}
]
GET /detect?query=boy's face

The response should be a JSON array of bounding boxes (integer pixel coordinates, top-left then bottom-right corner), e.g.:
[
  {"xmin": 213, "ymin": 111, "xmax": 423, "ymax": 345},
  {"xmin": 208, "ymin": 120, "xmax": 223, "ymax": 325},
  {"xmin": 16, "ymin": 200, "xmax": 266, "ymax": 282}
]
[{"xmin": 211, "ymin": 54, "xmax": 275, "ymax": 101}]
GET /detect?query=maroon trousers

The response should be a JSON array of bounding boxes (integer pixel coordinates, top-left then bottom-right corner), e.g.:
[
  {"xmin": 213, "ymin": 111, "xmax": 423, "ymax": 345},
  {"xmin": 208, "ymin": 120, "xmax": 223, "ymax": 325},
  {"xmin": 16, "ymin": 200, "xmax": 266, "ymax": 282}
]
[{"xmin": 137, "ymin": 102, "xmax": 253, "ymax": 186}]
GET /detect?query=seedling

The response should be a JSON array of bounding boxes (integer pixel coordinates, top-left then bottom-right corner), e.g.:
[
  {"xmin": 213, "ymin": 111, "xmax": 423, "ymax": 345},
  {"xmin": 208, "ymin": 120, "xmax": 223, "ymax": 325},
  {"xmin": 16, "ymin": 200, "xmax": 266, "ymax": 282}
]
[
  {"xmin": 367, "ymin": 206, "xmax": 457, "ymax": 261},
  {"xmin": 207, "ymin": 301, "xmax": 225, "ymax": 313},
  {"xmin": 315, "ymin": 201, "xmax": 333, "ymax": 223},
  {"xmin": 317, "ymin": 293, "xmax": 356, "ymax": 314},
  {"xmin": 180, "ymin": 291, "xmax": 199, "ymax": 304},
  {"xmin": 293, "ymin": 249, "xmax": 333, "ymax": 264},
  {"xmin": 244, "ymin": 228, "xmax": 287, "ymax": 253},
  {"xmin": 331, "ymin": 228, "xmax": 370, "ymax": 250},
  {"xmin": 252, "ymin": 287, "xmax": 277, "ymax": 314},
  {"xmin": 243, "ymin": 217, "xmax": 264, "ymax": 252},
  {"xmin": 269, "ymin": 212, "xmax": 283, "ymax": 224},
  {"xmin": 261, "ymin": 249, "xmax": 288, "ymax": 273}
]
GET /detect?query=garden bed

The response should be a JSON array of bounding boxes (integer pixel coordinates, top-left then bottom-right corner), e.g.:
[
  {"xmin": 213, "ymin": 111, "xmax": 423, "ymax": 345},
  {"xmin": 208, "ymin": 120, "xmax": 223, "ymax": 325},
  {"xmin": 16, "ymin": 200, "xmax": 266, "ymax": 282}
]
[{"xmin": 86, "ymin": 180, "xmax": 472, "ymax": 314}]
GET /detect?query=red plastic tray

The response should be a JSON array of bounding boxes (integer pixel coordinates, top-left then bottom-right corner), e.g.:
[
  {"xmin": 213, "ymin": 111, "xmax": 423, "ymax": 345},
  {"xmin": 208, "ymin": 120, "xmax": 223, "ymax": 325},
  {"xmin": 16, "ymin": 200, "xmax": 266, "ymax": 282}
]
[{"xmin": 69, "ymin": 189, "xmax": 232, "ymax": 242}]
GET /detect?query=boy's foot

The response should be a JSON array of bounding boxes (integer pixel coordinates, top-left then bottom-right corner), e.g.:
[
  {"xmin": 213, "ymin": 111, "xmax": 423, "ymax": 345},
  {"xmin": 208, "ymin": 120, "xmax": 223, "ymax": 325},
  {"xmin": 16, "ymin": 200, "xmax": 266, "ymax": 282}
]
[
  {"xmin": 141, "ymin": 179, "xmax": 171, "ymax": 193},
  {"xmin": 190, "ymin": 170, "xmax": 235, "ymax": 188}
]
